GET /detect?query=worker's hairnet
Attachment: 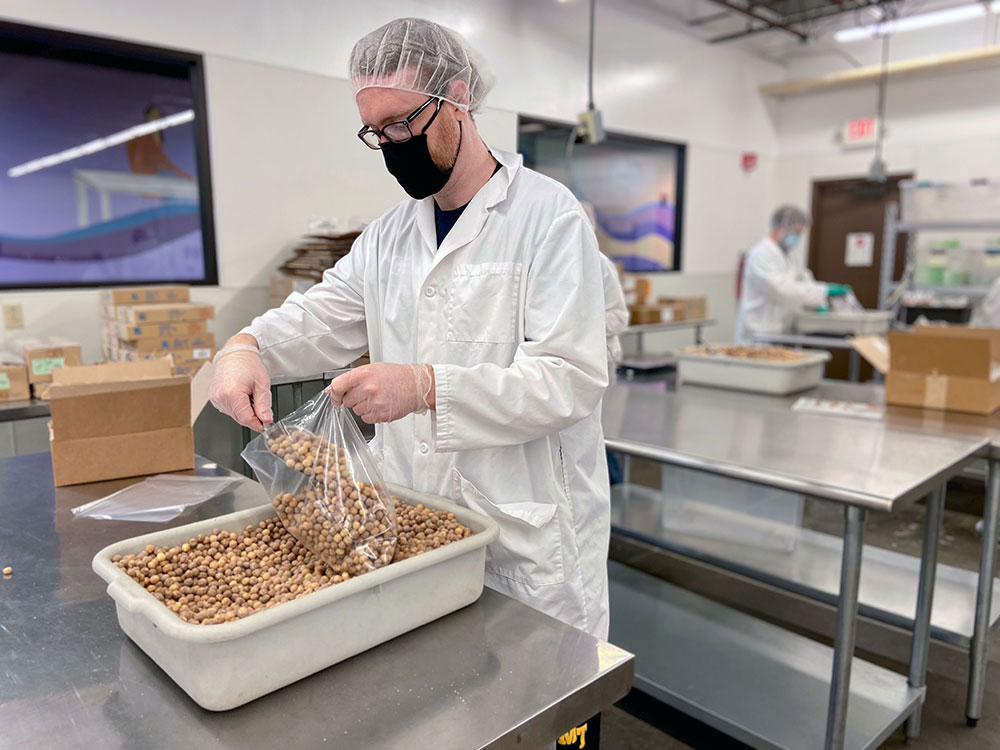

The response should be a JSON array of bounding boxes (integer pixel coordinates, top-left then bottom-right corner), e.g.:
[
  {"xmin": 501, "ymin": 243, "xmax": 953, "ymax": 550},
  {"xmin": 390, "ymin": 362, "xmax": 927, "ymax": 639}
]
[
  {"xmin": 349, "ymin": 18, "xmax": 494, "ymax": 113},
  {"xmin": 771, "ymin": 205, "xmax": 809, "ymax": 231}
]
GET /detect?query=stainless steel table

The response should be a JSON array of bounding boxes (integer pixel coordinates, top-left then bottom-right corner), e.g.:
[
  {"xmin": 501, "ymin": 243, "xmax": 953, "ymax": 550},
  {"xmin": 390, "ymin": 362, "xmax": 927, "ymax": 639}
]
[
  {"xmin": 0, "ymin": 397, "xmax": 49, "ymax": 422},
  {"xmin": 602, "ymin": 381, "xmax": 988, "ymax": 749},
  {"xmin": 619, "ymin": 318, "xmax": 716, "ymax": 371},
  {"xmin": 0, "ymin": 452, "xmax": 633, "ymax": 750},
  {"xmin": 752, "ymin": 331, "xmax": 864, "ymax": 381}
]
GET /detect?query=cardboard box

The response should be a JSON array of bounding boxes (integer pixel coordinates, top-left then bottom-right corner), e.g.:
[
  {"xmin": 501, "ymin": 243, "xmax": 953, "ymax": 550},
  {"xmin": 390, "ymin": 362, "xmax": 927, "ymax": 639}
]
[
  {"xmin": 111, "ymin": 320, "xmax": 209, "ymax": 341},
  {"xmin": 32, "ymin": 382, "xmax": 52, "ymax": 401},
  {"xmin": 0, "ymin": 361, "xmax": 30, "ymax": 402},
  {"xmin": 48, "ymin": 359, "xmax": 213, "ymax": 486},
  {"xmin": 635, "ymin": 277, "xmax": 652, "ymax": 304},
  {"xmin": 629, "ymin": 303, "xmax": 678, "ymax": 326},
  {"xmin": 852, "ymin": 327, "xmax": 1000, "ymax": 415},
  {"xmin": 116, "ymin": 303, "xmax": 215, "ymax": 325},
  {"xmin": 99, "ymin": 286, "xmax": 190, "ymax": 306},
  {"xmin": 269, "ymin": 273, "xmax": 315, "ymax": 308},
  {"xmin": 18, "ymin": 338, "xmax": 84, "ymax": 384},
  {"xmin": 119, "ymin": 333, "xmax": 216, "ymax": 354},
  {"xmin": 118, "ymin": 344, "xmax": 216, "ymax": 362},
  {"xmin": 658, "ymin": 295, "xmax": 708, "ymax": 322}
]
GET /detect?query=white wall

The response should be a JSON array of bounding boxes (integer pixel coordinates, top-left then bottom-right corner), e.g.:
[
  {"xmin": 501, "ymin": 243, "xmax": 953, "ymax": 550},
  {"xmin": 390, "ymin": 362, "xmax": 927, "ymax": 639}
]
[{"xmin": 0, "ymin": 0, "xmax": 784, "ymax": 357}]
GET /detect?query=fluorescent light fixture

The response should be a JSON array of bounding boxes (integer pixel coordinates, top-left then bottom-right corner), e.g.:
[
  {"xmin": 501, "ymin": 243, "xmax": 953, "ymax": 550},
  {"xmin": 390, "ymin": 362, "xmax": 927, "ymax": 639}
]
[
  {"xmin": 835, "ymin": 2, "xmax": 994, "ymax": 43},
  {"xmin": 7, "ymin": 109, "xmax": 195, "ymax": 178}
]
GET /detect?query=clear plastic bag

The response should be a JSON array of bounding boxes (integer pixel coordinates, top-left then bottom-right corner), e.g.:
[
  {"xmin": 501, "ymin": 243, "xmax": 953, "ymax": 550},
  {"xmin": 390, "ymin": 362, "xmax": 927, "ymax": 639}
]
[
  {"xmin": 71, "ymin": 475, "xmax": 239, "ymax": 522},
  {"xmin": 241, "ymin": 392, "xmax": 397, "ymax": 577}
]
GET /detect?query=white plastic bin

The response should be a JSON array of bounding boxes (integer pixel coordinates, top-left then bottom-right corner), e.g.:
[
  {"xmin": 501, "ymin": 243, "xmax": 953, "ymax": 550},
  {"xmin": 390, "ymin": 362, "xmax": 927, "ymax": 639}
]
[
  {"xmin": 794, "ymin": 310, "xmax": 893, "ymax": 336},
  {"xmin": 93, "ymin": 483, "xmax": 499, "ymax": 711},
  {"xmin": 675, "ymin": 347, "xmax": 830, "ymax": 395}
]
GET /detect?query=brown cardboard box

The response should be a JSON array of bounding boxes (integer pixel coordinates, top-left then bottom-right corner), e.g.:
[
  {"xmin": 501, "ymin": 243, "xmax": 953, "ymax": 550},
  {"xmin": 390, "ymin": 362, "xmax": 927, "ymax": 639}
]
[
  {"xmin": 118, "ymin": 344, "xmax": 215, "ymax": 361},
  {"xmin": 629, "ymin": 303, "xmax": 680, "ymax": 326},
  {"xmin": 852, "ymin": 327, "xmax": 1000, "ymax": 415},
  {"xmin": 99, "ymin": 285, "xmax": 190, "ymax": 306},
  {"xmin": 121, "ymin": 333, "xmax": 216, "ymax": 354},
  {"xmin": 111, "ymin": 320, "xmax": 209, "ymax": 341},
  {"xmin": 18, "ymin": 338, "xmax": 84, "ymax": 384},
  {"xmin": 48, "ymin": 359, "xmax": 213, "ymax": 486},
  {"xmin": 658, "ymin": 295, "xmax": 708, "ymax": 322},
  {"xmin": 116, "ymin": 303, "xmax": 215, "ymax": 325},
  {"xmin": 0, "ymin": 360, "xmax": 30, "ymax": 402}
]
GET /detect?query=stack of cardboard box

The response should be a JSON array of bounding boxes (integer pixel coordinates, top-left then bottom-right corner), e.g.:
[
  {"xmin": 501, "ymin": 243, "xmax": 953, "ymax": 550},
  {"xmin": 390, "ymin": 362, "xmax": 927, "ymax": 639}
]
[
  {"xmin": 620, "ymin": 273, "xmax": 709, "ymax": 326},
  {"xmin": 269, "ymin": 230, "xmax": 359, "ymax": 308},
  {"xmin": 16, "ymin": 337, "xmax": 84, "ymax": 399},
  {"xmin": 100, "ymin": 286, "xmax": 216, "ymax": 376}
]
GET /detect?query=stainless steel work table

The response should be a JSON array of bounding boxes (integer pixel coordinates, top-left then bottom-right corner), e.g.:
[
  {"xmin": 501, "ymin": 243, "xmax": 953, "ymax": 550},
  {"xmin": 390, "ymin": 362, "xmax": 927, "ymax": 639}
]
[
  {"xmin": 0, "ymin": 397, "xmax": 49, "ymax": 422},
  {"xmin": 602, "ymin": 381, "xmax": 988, "ymax": 750},
  {"xmin": 0, "ymin": 452, "xmax": 634, "ymax": 750},
  {"xmin": 618, "ymin": 318, "xmax": 716, "ymax": 372}
]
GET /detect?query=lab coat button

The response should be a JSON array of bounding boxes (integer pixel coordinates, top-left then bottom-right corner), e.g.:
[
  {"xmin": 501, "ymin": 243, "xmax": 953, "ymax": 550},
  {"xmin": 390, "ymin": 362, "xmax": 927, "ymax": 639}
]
[
  {"xmin": 419, "ymin": 442, "xmax": 429, "ymax": 454},
  {"xmin": 424, "ymin": 286, "xmax": 436, "ymax": 297}
]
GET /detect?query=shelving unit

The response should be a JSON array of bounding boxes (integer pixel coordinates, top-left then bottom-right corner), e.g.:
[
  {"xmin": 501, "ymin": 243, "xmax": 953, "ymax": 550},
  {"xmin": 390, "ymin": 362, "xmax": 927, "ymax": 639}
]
[{"xmin": 878, "ymin": 194, "xmax": 1000, "ymax": 311}]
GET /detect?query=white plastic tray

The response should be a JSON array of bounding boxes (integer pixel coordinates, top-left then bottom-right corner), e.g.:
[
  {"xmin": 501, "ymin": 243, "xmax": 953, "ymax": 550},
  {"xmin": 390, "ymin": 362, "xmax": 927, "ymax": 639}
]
[
  {"xmin": 795, "ymin": 310, "xmax": 893, "ymax": 336},
  {"xmin": 675, "ymin": 347, "xmax": 831, "ymax": 395},
  {"xmin": 93, "ymin": 483, "xmax": 499, "ymax": 711}
]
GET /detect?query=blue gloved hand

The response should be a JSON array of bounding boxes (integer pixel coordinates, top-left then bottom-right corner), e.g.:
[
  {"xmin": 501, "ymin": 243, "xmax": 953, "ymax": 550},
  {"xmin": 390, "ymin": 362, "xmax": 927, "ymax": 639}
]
[{"xmin": 827, "ymin": 283, "xmax": 852, "ymax": 298}]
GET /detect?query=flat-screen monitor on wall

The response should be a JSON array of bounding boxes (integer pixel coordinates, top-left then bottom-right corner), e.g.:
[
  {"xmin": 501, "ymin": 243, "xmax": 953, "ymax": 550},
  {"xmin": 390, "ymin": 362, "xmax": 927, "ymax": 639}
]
[
  {"xmin": 518, "ymin": 116, "xmax": 685, "ymax": 272},
  {"xmin": 0, "ymin": 21, "xmax": 217, "ymax": 289}
]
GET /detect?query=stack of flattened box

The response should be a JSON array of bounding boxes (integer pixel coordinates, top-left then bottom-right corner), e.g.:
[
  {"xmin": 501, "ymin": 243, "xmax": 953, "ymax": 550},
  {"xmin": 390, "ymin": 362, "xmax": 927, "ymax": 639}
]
[{"xmin": 100, "ymin": 286, "xmax": 216, "ymax": 376}]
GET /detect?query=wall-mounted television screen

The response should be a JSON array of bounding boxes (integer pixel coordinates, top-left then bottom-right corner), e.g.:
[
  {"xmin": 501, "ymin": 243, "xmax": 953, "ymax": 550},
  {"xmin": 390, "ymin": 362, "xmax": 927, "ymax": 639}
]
[
  {"xmin": 0, "ymin": 21, "xmax": 217, "ymax": 289},
  {"xmin": 518, "ymin": 116, "xmax": 685, "ymax": 272}
]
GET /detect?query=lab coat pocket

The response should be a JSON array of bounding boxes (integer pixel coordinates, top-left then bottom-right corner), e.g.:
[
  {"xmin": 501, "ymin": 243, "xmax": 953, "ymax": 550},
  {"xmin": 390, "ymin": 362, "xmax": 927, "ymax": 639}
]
[
  {"xmin": 453, "ymin": 468, "xmax": 565, "ymax": 586},
  {"xmin": 448, "ymin": 262, "xmax": 521, "ymax": 344}
]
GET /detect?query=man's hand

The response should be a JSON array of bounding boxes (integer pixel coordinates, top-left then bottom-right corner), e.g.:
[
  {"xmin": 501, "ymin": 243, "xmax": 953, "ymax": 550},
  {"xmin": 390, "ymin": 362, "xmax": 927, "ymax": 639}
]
[
  {"xmin": 328, "ymin": 363, "xmax": 434, "ymax": 424},
  {"xmin": 209, "ymin": 337, "xmax": 273, "ymax": 431}
]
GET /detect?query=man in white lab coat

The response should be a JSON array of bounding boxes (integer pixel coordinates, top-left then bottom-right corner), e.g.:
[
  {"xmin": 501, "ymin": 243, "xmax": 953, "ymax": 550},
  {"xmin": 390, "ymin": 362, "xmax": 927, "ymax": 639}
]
[
  {"xmin": 209, "ymin": 18, "xmax": 619, "ymax": 641},
  {"xmin": 735, "ymin": 205, "xmax": 850, "ymax": 344}
]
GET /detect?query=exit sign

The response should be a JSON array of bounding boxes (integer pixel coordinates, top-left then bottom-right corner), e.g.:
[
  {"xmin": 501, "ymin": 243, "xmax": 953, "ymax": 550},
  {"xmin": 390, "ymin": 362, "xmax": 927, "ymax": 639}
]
[{"xmin": 842, "ymin": 117, "xmax": 880, "ymax": 149}]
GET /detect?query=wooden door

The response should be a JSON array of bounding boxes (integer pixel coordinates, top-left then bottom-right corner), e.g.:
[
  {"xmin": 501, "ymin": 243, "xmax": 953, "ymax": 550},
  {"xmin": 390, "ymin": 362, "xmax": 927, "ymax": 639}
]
[{"xmin": 807, "ymin": 174, "xmax": 912, "ymax": 379}]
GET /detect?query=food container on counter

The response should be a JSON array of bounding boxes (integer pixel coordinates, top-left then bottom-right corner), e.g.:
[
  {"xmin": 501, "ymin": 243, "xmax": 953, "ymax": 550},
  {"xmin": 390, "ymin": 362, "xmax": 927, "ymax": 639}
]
[
  {"xmin": 675, "ymin": 346, "xmax": 831, "ymax": 395},
  {"xmin": 794, "ymin": 310, "xmax": 893, "ymax": 336},
  {"xmin": 92, "ymin": 483, "xmax": 499, "ymax": 711}
]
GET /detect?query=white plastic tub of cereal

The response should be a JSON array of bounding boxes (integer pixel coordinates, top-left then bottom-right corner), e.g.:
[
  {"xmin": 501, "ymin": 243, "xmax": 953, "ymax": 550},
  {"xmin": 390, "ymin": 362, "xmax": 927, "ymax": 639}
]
[
  {"xmin": 675, "ymin": 346, "xmax": 831, "ymax": 395},
  {"xmin": 92, "ymin": 483, "xmax": 499, "ymax": 711},
  {"xmin": 794, "ymin": 310, "xmax": 893, "ymax": 336}
]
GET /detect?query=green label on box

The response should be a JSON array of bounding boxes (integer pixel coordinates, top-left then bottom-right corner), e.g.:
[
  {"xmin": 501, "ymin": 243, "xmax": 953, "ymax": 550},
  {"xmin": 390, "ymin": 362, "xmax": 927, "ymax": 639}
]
[
  {"xmin": 32, "ymin": 357, "xmax": 65, "ymax": 376},
  {"xmin": 0, "ymin": 373, "xmax": 9, "ymax": 390}
]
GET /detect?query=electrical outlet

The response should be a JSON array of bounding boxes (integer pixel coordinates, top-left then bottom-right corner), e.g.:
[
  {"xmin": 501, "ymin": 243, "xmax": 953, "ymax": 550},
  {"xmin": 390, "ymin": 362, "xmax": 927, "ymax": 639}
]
[{"xmin": 3, "ymin": 304, "xmax": 24, "ymax": 329}]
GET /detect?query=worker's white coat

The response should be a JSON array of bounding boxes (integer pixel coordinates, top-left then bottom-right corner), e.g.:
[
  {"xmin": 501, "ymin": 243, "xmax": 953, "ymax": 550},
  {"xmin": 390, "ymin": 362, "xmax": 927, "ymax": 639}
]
[
  {"xmin": 244, "ymin": 148, "xmax": 613, "ymax": 638},
  {"xmin": 735, "ymin": 236, "xmax": 828, "ymax": 344},
  {"xmin": 981, "ymin": 277, "xmax": 1000, "ymax": 327}
]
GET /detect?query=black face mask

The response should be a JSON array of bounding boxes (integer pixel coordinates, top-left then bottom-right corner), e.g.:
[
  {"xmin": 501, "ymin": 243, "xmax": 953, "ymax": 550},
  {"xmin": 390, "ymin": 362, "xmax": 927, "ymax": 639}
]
[{"xmin": 381, "ymin": 122, "xmax": 462, "ymax": 200}]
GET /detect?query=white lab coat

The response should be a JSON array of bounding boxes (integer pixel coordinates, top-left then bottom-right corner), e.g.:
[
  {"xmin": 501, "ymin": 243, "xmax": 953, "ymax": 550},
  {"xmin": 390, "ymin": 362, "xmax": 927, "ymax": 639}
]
[
  {"xmin": 599, "ymin": 254, "xmax": 629, "ymax": 384},
  {"xmin": 244, "ymin": 148, "xmax": 613, "ymax": 639},
  {"xmin": 734, "ymin": 236, "xmax": 828, "ymax": 344},
  {"xmin": 981, "ymin": 277, "xmax": 1000, "ymax": 327}
]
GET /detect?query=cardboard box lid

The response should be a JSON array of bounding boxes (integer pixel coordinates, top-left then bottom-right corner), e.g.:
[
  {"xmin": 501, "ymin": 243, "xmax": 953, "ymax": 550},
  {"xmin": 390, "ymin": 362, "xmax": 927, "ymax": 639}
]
[
  {"xmin": 851, "ymin": 335, "xmax": 890, "ymax": 374},
  {"xmin": 49, "ymin": 358, "xmax": 214, "ymax": 428}
]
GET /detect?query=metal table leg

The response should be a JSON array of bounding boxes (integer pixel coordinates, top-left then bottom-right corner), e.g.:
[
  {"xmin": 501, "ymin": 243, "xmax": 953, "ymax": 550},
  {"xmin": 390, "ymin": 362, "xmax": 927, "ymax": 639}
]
[
  {"xmin": 292, "ymin": 382, "xmax": 304, "ymax": 409},
  {"xmin": 636, "ymin": 332, "xmax": 645, "ymax": 356},
  {"xmin": 906, "ymin": 486, "xmax": 945, "ymax": 740},
  {"xmin": 848, "ymin": 349, "xmax": 860, "ymax": 383},
  {"xmin": 695, "ymin": 325, "xmax": 703, "ymax": 345},
  {"xmin": 967, "ymin": 458, "xmax": 1000, "ymax": 726},
  {"xmin": 825, "ymin": 504, "xmax": 867, "ymax": 750}
]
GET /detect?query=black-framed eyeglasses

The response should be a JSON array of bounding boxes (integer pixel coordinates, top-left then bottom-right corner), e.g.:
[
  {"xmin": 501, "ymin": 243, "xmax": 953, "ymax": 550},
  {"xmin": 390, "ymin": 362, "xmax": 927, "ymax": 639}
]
[{"xmin": 357, "ymin": 96, "xmax": 444, "ymax": 150}]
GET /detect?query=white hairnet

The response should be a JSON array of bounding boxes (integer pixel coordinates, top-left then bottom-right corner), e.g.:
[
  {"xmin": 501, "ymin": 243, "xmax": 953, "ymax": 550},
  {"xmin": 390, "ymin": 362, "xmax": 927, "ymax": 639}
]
[
  {"xmin": 771, "ymin": 204, "xmax": 809, "ymax": 231},
  {"xmin": 349, "ymin": 17, "xmax": 495, "ymax": 113}
]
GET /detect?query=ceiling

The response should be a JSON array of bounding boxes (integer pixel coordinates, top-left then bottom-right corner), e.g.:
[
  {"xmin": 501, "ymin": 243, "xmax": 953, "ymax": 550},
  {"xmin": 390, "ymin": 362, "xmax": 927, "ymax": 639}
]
[{"xmin": 635, "ymin": 0, "xmax": 985, "ymax": 62}]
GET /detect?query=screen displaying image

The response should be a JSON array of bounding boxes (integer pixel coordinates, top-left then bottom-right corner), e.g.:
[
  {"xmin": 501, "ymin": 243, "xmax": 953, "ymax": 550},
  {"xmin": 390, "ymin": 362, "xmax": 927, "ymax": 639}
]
[
  {"xmin": 0, "ymin": 24, "xmax": 216, "ymax": 288},
  {"xmin": 519, "ymin": 117, "xmax": 685, "ymax": 272}
]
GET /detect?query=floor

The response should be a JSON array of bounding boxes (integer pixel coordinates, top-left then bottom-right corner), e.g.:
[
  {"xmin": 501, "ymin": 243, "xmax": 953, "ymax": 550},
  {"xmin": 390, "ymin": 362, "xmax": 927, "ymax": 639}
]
[{"xmin": 601, "ymin": 459, "xmax": 1000, "ymax": 750}]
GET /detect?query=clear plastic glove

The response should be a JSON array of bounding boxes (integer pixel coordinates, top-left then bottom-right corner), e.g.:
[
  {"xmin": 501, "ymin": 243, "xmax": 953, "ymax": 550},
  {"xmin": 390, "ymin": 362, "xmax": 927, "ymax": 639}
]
[
  {"xmin": 208, "ymin": 347, "xmax": 273, "ymax": 432},
  {"xmin": 328, "ymin": 363, "xmax": 434, "ymax": 425}
]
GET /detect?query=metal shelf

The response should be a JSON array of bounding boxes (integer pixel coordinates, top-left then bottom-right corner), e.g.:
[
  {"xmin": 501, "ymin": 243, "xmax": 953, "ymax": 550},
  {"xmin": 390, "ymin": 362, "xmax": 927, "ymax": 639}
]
[
  {"xmin": 610, "ymin": 561, "xmax": 923, "ymax": 750},
  {"xmin": 620, "ymin": 318, "xmax": 716, "ymax": 336},
  {"xmin": 898, "ymin": 221, "xmax": 1000, "ymax": 232},
  {"xmin": 611, "ymin": 483, "xmax": 1000, "ymax": 648},
  {"xmin": 911, "ymin": 285, "xmax": 990, "ymax": 296}
]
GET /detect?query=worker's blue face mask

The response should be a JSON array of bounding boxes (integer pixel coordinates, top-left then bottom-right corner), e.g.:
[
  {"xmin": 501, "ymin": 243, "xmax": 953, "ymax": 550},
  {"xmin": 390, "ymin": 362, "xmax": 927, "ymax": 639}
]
[{"xmin": 779, "ymin": 232, "xmax": 801, "ymax": 252}]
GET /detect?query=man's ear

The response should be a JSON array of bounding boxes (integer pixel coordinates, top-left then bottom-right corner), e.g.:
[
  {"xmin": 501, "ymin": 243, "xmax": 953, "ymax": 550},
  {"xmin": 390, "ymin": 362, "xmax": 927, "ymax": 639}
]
[{"xmin": 447, "ymin": 79, "xmax": 470, "ymax": 119}]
